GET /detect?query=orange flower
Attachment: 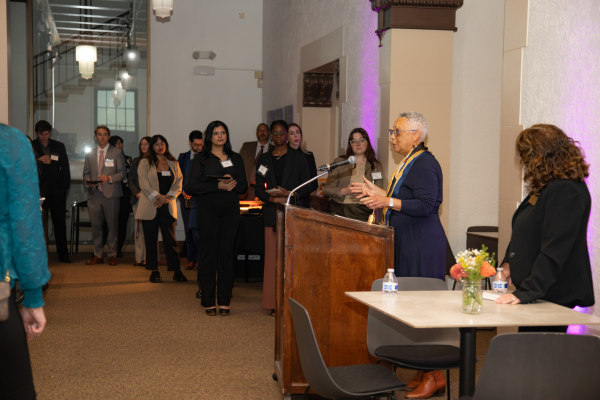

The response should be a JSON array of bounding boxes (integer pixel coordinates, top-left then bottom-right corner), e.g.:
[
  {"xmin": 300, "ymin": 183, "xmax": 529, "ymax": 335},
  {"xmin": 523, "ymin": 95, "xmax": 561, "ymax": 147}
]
[
  {"xmin": 481, "ymin": 261, "xmax": 496, "ymax": 277},
  {"xmin": 450, "ymin": 263, "xmax": 466, "ymax": 281}
]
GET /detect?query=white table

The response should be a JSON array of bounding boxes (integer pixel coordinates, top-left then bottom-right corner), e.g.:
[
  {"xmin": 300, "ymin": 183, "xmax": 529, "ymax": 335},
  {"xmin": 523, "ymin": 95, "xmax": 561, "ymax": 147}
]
[{"xmin": 345, "ymin": 290, "xmax": 600, "ymax": 397}]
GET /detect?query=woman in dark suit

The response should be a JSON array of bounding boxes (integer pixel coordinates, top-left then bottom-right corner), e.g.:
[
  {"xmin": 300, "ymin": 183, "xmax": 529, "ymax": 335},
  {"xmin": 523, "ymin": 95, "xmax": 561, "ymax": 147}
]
[
  {"xmin": 288, "ymin": 123, "xmax": 318, "ymax": 207},
  {"xmin": 255, "ymin": 120, "xmax": 311, "ymax": 316},
  {"xmin": 351, "ymin": 112, "xmax": 447, "ymax": 398},
  {"xmin": 495, "ymin": 124, "xmax": 594, "ymax": 332},
  {"xmin": 186, "ymin": 121, "xmax": 248, "ymax": 316}
]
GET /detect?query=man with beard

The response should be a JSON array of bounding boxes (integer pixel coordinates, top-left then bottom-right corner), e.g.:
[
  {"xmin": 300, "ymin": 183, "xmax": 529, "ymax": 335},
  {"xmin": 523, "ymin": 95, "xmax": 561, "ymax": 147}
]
[{"xmin": 239, "ymin": 123, "xmax": 273, "ymax": 200}]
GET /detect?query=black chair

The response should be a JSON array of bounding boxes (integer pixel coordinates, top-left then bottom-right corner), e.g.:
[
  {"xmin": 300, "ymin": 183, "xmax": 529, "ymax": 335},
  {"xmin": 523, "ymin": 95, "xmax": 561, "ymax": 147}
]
[
  {"xmin": 70, "ymin": 200, "xmax": 92, "ymax": 255},
  {"xmin": 460, "ymin": 333, "xmax": 600, "ymax": 400},
  {"xmin": 367, "ymin": 278, "xmax": 459, "ymax": 400},
  {"xmin": 288, "ymin": 297, "xmax": 406, "ymax": 400}
]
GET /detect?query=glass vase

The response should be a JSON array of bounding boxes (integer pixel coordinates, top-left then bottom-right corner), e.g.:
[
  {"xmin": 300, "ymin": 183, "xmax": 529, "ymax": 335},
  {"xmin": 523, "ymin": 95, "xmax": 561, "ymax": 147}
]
[{"xmin": 462, "ymin": 280, "xmax": 483, "ymax": 314}]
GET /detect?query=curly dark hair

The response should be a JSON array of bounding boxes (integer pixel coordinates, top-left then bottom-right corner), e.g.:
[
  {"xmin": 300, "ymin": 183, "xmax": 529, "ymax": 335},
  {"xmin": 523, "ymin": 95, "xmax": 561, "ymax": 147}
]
[
  {"xmin": 516, "ymin": 124, "xmax": 589, "ymax": 196},
  {"xmin": 341, "ymin": 128, "xmax": 381, "ymax": 171}
]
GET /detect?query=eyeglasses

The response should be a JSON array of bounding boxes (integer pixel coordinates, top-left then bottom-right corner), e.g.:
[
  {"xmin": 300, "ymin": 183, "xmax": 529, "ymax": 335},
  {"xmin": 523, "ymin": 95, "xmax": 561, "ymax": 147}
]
[
  {"xmin": 389, "ymin": 129, "xmax": 417, "ymax": 137},
  {"xmin": 272, "ymin": 131, "xmax": 286, "ymax": 136},
  {"xmin": 349, "ymin": 138, "xmax": 366, "ymax": 145}
]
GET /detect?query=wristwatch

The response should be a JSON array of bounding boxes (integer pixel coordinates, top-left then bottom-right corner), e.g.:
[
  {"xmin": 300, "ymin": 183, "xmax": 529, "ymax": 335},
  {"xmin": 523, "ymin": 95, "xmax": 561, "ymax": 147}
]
[{"xmin": 389, "ymin": 198, "xmax": 394, "ymax": 208}]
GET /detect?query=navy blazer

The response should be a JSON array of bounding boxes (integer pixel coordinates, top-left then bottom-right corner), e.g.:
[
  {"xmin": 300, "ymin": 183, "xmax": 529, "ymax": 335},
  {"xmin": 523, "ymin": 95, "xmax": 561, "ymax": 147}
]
[{"xmin": 178, "ymin": 151, "xmax": 193, "ymax": 198}]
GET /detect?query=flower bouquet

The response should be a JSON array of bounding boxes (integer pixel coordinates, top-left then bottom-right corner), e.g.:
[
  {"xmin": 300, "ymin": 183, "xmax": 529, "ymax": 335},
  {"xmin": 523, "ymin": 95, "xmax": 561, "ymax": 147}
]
[{"xmin": 450, "ymin": 245, "xmax": 497, "ymax": 314}]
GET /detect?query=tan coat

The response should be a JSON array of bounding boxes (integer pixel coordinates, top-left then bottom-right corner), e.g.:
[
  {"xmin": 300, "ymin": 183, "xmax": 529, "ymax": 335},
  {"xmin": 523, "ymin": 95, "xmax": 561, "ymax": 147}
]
[
  {"xmin": 135, "ymin": 158, "xmax": 183, "ymax": 220},
  {"xmin": 323, "ymin": 157, "xmax": 385, "ymax": 202}
]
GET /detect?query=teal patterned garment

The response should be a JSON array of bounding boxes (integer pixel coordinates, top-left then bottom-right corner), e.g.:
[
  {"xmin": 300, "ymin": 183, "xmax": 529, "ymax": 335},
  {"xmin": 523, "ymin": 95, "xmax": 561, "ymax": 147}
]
[{"xmin": 0, "ymin": 124, "xmax": 50, "ymax": 308}]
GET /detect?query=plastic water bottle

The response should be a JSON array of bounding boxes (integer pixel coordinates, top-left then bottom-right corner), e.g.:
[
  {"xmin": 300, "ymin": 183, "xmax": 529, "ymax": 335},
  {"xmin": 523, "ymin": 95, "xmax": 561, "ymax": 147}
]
[
  {"xmin": 382, "ymin": 269, "xmax": 398, "ymax": 295},
  {"xmin": 493, "ymin": 267, "xmax": 508, "ymax": 293}
]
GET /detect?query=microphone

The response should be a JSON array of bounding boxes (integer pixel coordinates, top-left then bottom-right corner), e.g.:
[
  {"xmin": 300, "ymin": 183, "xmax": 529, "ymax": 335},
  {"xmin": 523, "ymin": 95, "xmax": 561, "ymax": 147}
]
[{"xmin": 317, "ymin": 156, "xmax": 356, "ymax": 172}]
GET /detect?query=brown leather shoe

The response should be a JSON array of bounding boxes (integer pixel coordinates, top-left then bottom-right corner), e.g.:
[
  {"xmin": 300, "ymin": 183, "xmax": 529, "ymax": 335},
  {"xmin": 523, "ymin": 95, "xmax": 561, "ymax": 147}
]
[
  {"xmin": 405, "ymin": 370, "xmax": 445, "ymax": 399},
  {"xmin": 186, "ymin": 262, "xmax": 196, "ymax": 270},
  {"xmin": 108, "ymin": 257, "xmax": 117, "ymax": 266},
  {"xmin": 403, "ymin": 370, "xmax": 424, "ymax": 391},
  {"xmin": 86, "ymin": 256, "xmax": 104, "ymax": 265}
]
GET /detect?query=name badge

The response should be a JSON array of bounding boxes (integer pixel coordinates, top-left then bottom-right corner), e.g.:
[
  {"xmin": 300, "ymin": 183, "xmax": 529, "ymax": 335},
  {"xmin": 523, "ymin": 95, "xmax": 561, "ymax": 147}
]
[
  {"xmin": 162, "ymin": 171, "xmax": 171, "ymax": 176},
  {"xmin": 105, "ymin": 159, "xmax": 115, "ymax": 167},
  {"xmin": 372, "ymin": 172, "xmax": 382, "ymax": 180},
  {"xmin": 221, "ymin": 159, "xmax": 234, "ymax": 168},
  {"xmin": 51, "ymin": 154, "xmax": 59, "ymax": 161},
  {"xmin": 258, "ymin": 165, "xmax": 268, "ymax": 176}
]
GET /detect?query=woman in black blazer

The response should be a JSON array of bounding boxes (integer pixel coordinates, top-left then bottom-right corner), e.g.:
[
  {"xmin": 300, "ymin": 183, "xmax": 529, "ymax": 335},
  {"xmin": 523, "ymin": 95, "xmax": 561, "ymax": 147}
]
[
  {"xmin": 186, "ymin": 121, "xmax": 248, "ymax": 316},
  {"xmin": 495, "ymin": 124, "xmax": 594, "ymax": 332},
  {"xmin": 255, "ymin": 120, "xmax": 311, "ymax": 315},
  {"xmin": 288, "ymin": 123, "xmax": 318, "ymax": 207}
]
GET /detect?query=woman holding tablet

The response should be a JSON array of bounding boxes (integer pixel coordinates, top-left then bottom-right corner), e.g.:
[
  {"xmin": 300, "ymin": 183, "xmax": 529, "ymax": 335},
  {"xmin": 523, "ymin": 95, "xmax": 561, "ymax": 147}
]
[{"xmin": 186, "ymin": 121, "xmax": 248, "ymax": 316}]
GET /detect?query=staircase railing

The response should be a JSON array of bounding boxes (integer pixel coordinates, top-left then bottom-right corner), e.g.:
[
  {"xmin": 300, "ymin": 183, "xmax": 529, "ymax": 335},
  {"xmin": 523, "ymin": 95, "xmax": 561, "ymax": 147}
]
[{"xmin": 33, "ymin": 11, "xmax": 131, "ymax": 102}]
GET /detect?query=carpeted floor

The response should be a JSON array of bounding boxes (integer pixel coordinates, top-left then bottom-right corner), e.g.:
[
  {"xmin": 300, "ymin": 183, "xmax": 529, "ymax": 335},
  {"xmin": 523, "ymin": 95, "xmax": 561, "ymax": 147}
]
[{"xmin": 29, "ymin": 252, "xmax": 495, "ymax": 400}]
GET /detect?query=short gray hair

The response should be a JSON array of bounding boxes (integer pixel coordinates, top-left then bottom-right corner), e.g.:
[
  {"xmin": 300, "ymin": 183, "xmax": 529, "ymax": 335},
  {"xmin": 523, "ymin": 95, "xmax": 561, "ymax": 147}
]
[{"xmin": 398, "ymin": 111, "xmax": 428, "ymax": 142}]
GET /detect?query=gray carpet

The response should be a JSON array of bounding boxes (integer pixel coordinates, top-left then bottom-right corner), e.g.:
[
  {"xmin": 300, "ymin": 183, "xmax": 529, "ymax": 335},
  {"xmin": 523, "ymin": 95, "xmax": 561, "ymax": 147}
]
[{"xmin": 29, "ymin": 252, "xmax": 495, "ymax": 399}]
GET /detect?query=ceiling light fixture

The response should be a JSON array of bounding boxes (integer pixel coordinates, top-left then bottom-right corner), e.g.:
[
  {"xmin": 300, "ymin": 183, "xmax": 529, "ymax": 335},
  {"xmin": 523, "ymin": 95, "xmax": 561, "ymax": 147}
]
[
  {"xmin": 76, "ymin": 45, "xmax": 97, "ymax": 79},
  {"xmin": 153, "ymin": 0, "xmax": 173, "ymax": 18}
]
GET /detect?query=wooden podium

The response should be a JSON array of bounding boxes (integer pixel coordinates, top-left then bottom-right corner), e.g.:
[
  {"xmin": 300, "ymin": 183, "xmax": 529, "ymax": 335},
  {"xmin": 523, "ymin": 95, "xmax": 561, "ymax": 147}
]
[{"xmin": 274, "ymin": 204, "xmax": 395, "ymax": 396}]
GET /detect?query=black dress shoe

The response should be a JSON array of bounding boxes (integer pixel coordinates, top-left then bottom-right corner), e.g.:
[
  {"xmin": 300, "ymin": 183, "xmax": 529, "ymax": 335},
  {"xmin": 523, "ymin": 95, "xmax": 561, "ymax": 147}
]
[
  {"xmin": 149, "ymin": 271, "xmax": 162, "ymax": 283},
  {"xmin": 219, "ymin": 308, "xmax": 230, "ymax": 316},
  {"xmin": 58, "ymin": 255, "xmax": 73, "ymax": 263},
  {"xmin": 173, "ymin": 270, "xmax": 188, "ymax": 282},
  {"xmin": 196, "ymin": 290, "xmax": 202, "ymax": 299}
]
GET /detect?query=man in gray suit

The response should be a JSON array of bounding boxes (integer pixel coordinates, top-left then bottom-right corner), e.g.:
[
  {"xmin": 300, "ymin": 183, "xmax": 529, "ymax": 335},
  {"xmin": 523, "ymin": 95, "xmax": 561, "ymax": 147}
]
[{"xmin": 83, "ymin": 125, "xmax": 126, "ymax": 266}]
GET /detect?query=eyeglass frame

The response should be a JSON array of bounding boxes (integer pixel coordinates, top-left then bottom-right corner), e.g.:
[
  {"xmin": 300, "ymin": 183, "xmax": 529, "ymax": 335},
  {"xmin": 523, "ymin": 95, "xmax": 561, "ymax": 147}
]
[
  {"xmin": 271, "ymin": 130, "xmax": 287, "ymax": 136},
  {"xmin": 349, "ymin": 138, "xmax": 367, "ymax": 145},
  {"xmin": 389, "ymin": 129, "xmax": 418, "ymax": 137}
]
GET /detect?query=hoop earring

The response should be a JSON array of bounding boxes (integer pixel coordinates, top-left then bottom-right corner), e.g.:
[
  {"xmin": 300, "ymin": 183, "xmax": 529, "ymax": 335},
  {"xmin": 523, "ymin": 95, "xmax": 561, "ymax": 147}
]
[{"xmin": 412, "ymin": 144, "xmax": 416, "ymax": 149}]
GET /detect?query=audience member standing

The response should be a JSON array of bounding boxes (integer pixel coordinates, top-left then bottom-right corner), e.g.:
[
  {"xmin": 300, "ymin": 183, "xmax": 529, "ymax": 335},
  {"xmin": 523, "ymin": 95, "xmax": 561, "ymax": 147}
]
[
  {"xmin": 136, "ymin": 135, "xmax": 186, "ymax": 283},
  {"xmin": 128, "ymin": 137, "xmax": 150, "ymax": 266},
  {"xmin": 83, "ymin": 126, "xmax": 126, "ymax": 266},
  {"xmin": 178, "ymin": 130, "xmax": 204, "ymax": 270},
  {"xmin": 32, "ymin": 120, "xmax": 72, "ymax": 263},
  {"xmin": 0, "ymin": 124, "xmax": 50, "ymax": 399},
  {"xmin": 186, "ymin": 121, "xmax": 248, "ymax": 316},
  {"xmin": 287, "ymin": 123, "xmax": 318, "ymax": 207},
  {"xmin": 107, "ymin": 135, "xmax": 132, "ymax": 258},
  {"xmin": 254, "ymin": 120, "xmax": 311, "ymax": 316},
  {"xmin": 324, "ymin": 128, "xmax": 385, "ymax": 222},
  {"xmin": 239, "ymin": 123, "xmax": 273, "ymax": 200}
]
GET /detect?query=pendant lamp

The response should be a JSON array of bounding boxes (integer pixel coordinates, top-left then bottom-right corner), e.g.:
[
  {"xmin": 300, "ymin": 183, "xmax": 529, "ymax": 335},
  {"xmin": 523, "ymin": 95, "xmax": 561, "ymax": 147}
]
[
  {"xmin": 153, "ymin": 0, "xmax": 173, "ymax": 18},
  {"xmin": 125, "ymin": 45, "xmax": 140, "ymax": 76},
  {"xmin": 76, "ymin": 45, "xmax": 97, "ymax": 79},
  {"xmin": 118, "ymin": 65, "xmax": 133, "ymax": 90},
  {"xmin": 114, "ymin": 80, "xmax": 126, "ymax": 101}
]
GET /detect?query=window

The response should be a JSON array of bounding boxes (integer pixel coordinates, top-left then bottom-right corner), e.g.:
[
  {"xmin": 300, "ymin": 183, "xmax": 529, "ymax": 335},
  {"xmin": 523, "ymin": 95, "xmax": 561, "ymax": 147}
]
[{"xmin": 96, "ymin": 90, "xmax": 137, "ymax": 132}]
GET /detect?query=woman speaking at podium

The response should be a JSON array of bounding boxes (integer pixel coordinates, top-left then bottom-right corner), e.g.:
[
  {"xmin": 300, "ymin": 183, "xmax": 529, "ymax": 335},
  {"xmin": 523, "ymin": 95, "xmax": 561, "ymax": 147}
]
[{"xmin": 351, "ymin": 112, "xmax": 446, "ymax": 281}]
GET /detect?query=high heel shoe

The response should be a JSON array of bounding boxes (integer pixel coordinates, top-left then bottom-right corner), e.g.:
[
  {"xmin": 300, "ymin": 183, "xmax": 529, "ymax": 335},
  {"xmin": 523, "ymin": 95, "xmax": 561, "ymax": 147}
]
[
  {"xmin": 219, "ymin": 307, "xmax": 230, "ymax": 316},
  {"xmin": 405, "ymin": 370, "xmax": 446, "ymax": 399},
  {"xmin": 205, "ymin": 307, "xmax": 217, "ymax": 316}
]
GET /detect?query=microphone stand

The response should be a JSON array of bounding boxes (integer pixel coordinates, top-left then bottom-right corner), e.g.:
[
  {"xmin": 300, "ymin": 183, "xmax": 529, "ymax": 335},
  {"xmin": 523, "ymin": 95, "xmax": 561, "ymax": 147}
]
[{"xmin": 286, "ymin": 171, "xmax": 330, "ymax": 205}]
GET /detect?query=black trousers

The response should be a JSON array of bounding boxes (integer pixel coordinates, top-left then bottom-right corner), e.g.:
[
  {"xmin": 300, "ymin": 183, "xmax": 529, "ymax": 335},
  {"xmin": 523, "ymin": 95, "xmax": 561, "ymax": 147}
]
[
  {"xmin": 142, "ymin": 206, "xmax": 180, "ymax": 272},
  {"xmin": 42, "ymin": 191, "xmax": 68, "ymax": 257},
  {"xmin": 117, "ymin": 186, "xmax": 132, "ymax": 254},
  {"xmin": 0, "ymin": 290, "xmax": 36, "ymax": 399},
  {"xmin": 198, "ymin": 202, "xmax": 240, "ymax": 308}
]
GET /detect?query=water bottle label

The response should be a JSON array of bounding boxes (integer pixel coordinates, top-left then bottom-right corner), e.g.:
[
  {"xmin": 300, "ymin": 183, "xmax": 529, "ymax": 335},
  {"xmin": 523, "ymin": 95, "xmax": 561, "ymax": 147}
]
[
  {"xmin": 493, "ymin": 281, "xmax": 507, "ymax": 289},
  {"xmin": 383, "ymin": 282, "xmax": 398, "ymax": 292}
]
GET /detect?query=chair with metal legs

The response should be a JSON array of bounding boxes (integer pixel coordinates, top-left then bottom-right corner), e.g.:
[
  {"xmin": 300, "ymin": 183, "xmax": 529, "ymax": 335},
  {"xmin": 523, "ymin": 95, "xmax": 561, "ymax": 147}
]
[
  {"xmin": 288, "ymin": 297, "xmax": 406, "ymax": 400},
  {"xmin": 70, "ymin": 201, "xmax": 92, "ymax": 255},
  {"xmin": 367, "ymin": 278, "xmax": 461, "ymax": 400}
]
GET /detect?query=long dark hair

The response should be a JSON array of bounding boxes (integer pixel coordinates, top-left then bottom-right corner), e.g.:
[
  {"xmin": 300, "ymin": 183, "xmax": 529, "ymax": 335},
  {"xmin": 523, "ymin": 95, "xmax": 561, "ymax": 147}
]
[
  {"xmin": 145, "ymin": 134, "xmax": 176, "ymax": 169},
  {"xmin": 138, "ymin": 136, "xmax": 150, "ymax": 159},
  {"xmin": 202, "ymin": 120, "xmax": 233, "ymax": 158},
  {"xmin": 517, "ymin": 124, "xmax": 589, "ymax": 196},
  {"xmin": 341, "ymin": 128, "xmax": 380, "ymax": 170}
]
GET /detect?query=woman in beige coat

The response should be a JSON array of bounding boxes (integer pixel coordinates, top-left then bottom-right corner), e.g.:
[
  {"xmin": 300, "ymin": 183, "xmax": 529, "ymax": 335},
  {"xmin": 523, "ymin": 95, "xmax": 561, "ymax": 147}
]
[
  {"xmin": 136, "ymin": 134, "xmax": 186, "ymax": 283},
  {"xmin": 324, "ymin": 128, "xmax": 385, "ymax": 222}
]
